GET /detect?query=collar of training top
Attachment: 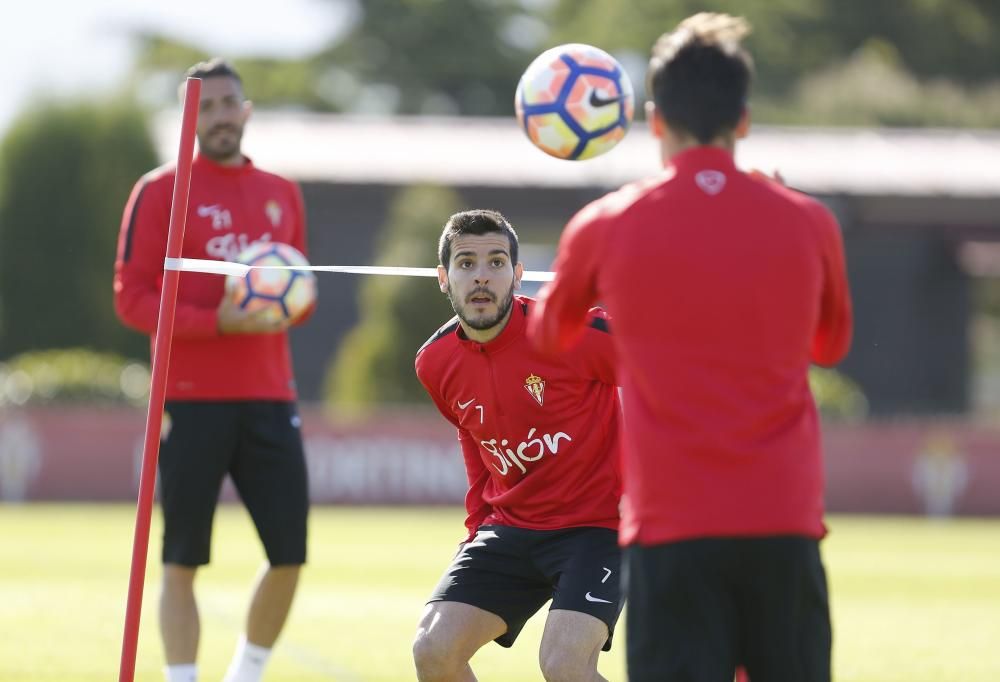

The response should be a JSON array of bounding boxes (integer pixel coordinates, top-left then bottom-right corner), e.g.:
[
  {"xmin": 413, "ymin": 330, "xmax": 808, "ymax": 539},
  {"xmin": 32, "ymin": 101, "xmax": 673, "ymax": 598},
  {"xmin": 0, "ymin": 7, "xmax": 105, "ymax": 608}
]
[
  {"xmin": 669, "ymin": 145, "xmax": 737, "ymax": 174},
  {"xmin": 194, "ymin": 152, "xmax": 255, "ymax": 175}
]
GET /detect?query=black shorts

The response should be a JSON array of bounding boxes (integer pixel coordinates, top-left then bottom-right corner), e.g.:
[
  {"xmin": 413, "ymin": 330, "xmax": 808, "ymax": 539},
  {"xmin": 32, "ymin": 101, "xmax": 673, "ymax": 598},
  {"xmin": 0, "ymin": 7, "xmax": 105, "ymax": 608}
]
[
  {"xmin": 626, "ymin": 536, "xmax": 831, "ymax": 682},
  {"xmin": 158, "ymin": 400, "xmax": 309, "ymax": 567},
  {"xmin": 428, "ymin": 525, "xmax": 623, "ymax": 650}
]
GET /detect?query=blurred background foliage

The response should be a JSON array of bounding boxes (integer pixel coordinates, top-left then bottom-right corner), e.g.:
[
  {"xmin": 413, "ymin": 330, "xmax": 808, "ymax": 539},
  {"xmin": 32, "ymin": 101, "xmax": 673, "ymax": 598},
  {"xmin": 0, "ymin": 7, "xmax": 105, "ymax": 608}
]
[
  {"xmin": 126, "ymin": 0, "xmax": 1000, "ymax": 126},
  {"xmin": 324, "ymin": 185, "xmax": 459, "ymax": 414},
  {"xmin": 6, "ymin": 0, "xmax": 998, "ymax": 410},
  {"xmin": 0, "ymin": 349, "xmax": 150, "ymax": 408},
  {"xmin": 0, "ymin": 99, "xmax": 158, "ymax": 360}
]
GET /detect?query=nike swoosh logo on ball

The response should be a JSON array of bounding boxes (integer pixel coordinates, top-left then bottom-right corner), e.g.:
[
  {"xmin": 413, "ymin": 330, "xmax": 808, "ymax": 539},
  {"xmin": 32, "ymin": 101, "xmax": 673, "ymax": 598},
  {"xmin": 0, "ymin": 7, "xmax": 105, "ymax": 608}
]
[{"xmin": 589, "ymin": 91, "xmax": 622, "ymax": 107}]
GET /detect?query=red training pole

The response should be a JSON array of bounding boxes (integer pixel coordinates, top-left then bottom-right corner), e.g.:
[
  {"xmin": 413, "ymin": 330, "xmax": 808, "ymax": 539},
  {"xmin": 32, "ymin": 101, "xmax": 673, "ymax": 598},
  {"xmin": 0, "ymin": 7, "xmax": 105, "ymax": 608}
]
[{"xmin": 118, "ymin": 77, "xmax": 201, "ymax": 682}]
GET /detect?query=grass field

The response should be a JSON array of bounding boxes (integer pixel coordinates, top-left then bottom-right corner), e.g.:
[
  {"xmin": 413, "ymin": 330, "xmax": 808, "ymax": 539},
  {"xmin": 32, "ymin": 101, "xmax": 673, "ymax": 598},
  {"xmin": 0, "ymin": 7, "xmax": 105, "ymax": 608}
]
[{"xmin": 1, "ymin": 505, "xmax": 998, "ymax": 681}]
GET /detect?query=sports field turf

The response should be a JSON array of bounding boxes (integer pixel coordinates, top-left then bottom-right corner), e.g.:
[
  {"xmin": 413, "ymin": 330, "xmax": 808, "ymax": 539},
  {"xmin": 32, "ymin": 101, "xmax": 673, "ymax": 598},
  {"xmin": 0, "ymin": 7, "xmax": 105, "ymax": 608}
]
[{"xmin": 0, "ymin": 505, "xmax": 997, "ymax": 681}]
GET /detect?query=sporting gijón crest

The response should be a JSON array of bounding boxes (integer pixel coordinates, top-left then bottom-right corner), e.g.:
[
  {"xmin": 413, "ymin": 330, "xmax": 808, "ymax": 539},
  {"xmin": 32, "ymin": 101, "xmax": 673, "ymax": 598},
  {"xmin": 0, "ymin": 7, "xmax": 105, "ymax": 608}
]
[{"xmin": 524, "ymin": 373, "xmax": 545, "ymax": 406}]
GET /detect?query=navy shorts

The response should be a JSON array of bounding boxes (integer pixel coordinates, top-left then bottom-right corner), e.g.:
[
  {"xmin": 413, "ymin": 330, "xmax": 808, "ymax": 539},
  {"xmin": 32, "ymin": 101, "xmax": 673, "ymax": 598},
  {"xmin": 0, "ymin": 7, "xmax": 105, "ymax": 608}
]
[
  {"xmin": 428, "ymin": 525, "xmax": 624, "ymax": 650},
  {"xmin": 158, "ymin": 400, "xmax": 309, "ymax": 567},
  {"xmin": 626, "ymin": 536, "xmax": 831, "ymax": 682}
]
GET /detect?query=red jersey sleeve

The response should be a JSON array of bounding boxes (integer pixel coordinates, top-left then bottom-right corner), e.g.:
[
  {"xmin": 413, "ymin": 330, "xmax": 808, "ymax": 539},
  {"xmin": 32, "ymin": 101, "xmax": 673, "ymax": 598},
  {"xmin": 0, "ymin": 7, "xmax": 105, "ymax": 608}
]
[
  {"xmin": 810, "ymin": 203, "xmax": 853, "ymax": 366},
  {"xmin": 529, "ymin": 205, "xmax": 605, "ymax": 355},
  {"xmin": 564, "ymin": 307, "xmax": 617, "ymax": 386},
  {"xmin": 289, "ymin": 181, "xmax": 308, "ymax": 254},
  {"xmin": 113, "ymin": 176, "xmax": 219, "ymax": 338},
  {"xmin": 415, "ymin": 353, "xmax": 493, "ymax": 541},
  {"xmin": 457, "ymin": 429, "xmax": 492, "ymax": 541},
  {"xmin": 287, "ymin": 180, "xmax": 316, "ymax": 327}
]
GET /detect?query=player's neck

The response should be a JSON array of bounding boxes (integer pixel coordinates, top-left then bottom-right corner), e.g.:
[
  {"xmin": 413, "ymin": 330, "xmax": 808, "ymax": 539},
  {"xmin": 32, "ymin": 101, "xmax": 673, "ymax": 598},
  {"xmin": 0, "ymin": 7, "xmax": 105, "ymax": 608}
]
[
  {"xmin": 216, "ymin": 152, "xmax": 248, "ymax": 167},
  {"xmin": 201, "ymin": 150, "xmax": 247, "ymax": 167},
  {"xmin": 460, "ymin": 308, "xmax": 513, "ymax": 344},
  {"xmin": 661, "ymin": 135, "xmax": 735, "ymax": 164}
]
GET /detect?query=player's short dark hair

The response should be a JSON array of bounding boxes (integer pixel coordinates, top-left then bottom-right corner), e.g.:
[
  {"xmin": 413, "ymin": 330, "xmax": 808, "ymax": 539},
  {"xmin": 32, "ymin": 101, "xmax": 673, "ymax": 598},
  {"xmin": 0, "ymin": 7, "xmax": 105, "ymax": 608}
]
[
  {"xmin": 647, "ymin": 13, "xmax": 754, "ymax": 144},
  {"xmin": 184, "ymin": 57, "xmax": 243, "ymax": 85},
  {"xmin": 438, "ymin": 210, "xmax": 519, "ymax": 268}
]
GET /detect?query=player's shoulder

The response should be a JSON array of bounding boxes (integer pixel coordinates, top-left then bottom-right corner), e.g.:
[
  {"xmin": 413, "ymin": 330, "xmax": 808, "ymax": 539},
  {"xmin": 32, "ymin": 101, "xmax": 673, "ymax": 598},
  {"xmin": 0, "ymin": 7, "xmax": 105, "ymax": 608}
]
[
  {"xmin": 248, "ymin": 164, "xmax": 300, "ymax": 191},
  {"xmin": 416, "ymin": 316, "xmax": 461, "ymax": 361},
  {"xmin": 745, "ymin": 174, "xmax": 839, "ymax": 230},
  {"xmin": 137, "ymin": 162, "xmax": 177, "ymax": 191},
  {"xmin": 563, "ymin": 175, "xmax": 666, "ymax": 247},
  {"xmin": 578, "ymin": 174, "xmax": 667, "ymax": 224},
  {"xmin": 744, "ymin": 171, "xmax": 825, "ymax": 211}
]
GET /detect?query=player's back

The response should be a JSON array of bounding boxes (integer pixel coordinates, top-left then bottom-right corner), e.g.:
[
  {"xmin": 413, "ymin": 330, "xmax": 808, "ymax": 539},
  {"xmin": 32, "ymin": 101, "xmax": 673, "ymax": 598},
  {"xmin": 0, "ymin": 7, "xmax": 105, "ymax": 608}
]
[{"xmin": 591, "ymin": 146, "xmax": 840, "ymax": 544}]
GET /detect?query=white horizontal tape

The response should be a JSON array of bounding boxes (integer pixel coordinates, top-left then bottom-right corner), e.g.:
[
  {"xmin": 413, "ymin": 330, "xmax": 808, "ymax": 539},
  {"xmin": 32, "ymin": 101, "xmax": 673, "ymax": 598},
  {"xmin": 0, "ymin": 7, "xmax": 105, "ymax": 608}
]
[{"xmin": 163, "ymin": 257, "xmax": 555, "ymax": 282}]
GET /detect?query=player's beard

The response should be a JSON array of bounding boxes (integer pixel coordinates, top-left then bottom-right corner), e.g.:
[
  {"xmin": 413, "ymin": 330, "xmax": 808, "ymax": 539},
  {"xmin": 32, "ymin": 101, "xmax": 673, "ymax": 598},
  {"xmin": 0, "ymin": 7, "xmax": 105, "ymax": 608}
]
[
  {"xmin": 449, "ymin": 281, "xmax": 516, "ymax": 331},
  {"xmin": 198, "ymin": 123, "xmax": 244, "ymax": 162}
]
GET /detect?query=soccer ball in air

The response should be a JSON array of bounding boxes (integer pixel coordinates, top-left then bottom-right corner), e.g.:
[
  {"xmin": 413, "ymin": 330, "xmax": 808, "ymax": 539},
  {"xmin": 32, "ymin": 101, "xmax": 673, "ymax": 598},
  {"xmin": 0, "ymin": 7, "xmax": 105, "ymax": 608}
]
[
  {"xmin": 515, "ymin": 43, "xmax": 634, "ymax": 160},
  {"xmin": 225, "ymin": 241, "xmax": 317, "ymax": 323}
]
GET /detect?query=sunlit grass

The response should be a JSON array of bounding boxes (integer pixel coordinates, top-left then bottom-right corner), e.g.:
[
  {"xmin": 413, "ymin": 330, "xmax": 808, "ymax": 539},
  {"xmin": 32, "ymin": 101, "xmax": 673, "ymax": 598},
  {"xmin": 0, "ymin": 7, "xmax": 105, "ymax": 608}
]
[{"xmin": 0, "ymin": 505, "xmax": 997, "ymax": 681}]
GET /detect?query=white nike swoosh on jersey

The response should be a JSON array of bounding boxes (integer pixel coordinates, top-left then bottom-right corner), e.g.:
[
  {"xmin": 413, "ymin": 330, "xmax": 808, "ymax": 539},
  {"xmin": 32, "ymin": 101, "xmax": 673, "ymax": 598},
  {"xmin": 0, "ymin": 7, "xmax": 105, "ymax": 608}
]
[
  {"xmin": 585, "ymin": 592, "xmax": 613, "ymax": 604},
  {"xmin": 457, "ymin": 398, "xmax": 475, "ymax": 409}
]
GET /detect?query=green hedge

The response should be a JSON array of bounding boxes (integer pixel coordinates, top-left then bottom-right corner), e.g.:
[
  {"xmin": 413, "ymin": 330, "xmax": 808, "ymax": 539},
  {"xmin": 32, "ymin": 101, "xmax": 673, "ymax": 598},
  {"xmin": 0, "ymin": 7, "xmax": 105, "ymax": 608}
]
[
  {"xmin": 0, "ymin": 349, "xmax": 149, "ymax": 408},
  {"xmin": 324, "ymin": 185, "xmax": 459, "ymax": 413},
  {"xmin": 0, "ymin": 98, "xmax": 158, "ymax": 361}
]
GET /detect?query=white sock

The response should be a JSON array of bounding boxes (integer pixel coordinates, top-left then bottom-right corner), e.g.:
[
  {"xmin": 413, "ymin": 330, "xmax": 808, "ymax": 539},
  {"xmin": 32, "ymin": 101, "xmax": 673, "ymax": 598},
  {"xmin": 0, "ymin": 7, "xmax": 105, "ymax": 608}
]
[
  {"xmin": 164, "ymin": 663, "xmax": 197, "ymax": 682},
  {"xmin": 222, "ymin": 635, "xmax": 272, "ymax": 682}
]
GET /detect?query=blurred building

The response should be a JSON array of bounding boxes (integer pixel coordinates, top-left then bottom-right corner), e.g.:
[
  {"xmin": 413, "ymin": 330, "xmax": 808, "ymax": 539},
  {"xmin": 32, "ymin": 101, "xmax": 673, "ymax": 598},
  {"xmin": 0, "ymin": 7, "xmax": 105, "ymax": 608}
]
[{"xmin": 155, "ymin": 113, "xmax": 1000, "ymax": 416}]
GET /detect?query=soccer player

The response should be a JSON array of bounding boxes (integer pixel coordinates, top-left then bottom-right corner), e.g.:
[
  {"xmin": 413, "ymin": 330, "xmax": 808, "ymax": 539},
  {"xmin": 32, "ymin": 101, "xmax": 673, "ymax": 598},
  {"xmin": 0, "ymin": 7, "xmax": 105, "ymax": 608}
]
[
  {"xmin": 529, "ymin": 13, "xmax": 853, "ymax": 682},
  {"xmin": 413, "ymin": 209, "xmax": 622, "ymax": 682},
  {"xmin": 113, "ymin": 59, "xmax": 311, "ymax": 682}
]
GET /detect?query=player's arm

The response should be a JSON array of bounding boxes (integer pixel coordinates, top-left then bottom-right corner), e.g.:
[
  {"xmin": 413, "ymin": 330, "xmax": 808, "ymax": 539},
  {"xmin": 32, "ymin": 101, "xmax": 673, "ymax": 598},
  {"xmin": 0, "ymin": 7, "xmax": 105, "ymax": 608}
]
[
  {"xmin": 569, "ymin": 307, "xmax": 617, "ymax": 386},
  {"xmin": 113, "ymin": 178, "xmax": 219, "ymax": 339},
  {"xmin": 528, "ymin": 206, "xmax": 605, "ymax": 354},
  {"xmin": 415, "ymin": 354, "xmax": 493, "ymax": 540},
  {"xmin": 810, "ymin": 204, "xmax": 853, "ymax": 366},
  {"xmin": 457, "ymin": 428, "xmax": 493, "ymax": 541}
]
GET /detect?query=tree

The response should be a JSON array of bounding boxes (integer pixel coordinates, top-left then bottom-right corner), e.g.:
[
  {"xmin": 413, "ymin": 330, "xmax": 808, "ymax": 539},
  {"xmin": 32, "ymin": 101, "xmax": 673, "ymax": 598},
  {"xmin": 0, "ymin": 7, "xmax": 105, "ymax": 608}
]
[
  {"xmin": 0, "ymin": 98, "xmax": 159, "ymax": 360},
  {"xmin": 758, "ymin": 42, "xmax": 1000, "ymax": 127},
  {"xmin": 129, "ymin": 33, "xmax": 334, "ymax": 112},
  {"xmin": 128, "ymin": 0, "xmax": 543, "ymax": 117},
  {"xmin": 324, "ymin": 185, "xmax": 459, "ymax": 412},
  {"xmin": 545, "ymin": 0, "xmax": 1000, "ymax": 97},
  {"xmin": 122, "ymin": 1, "xmax": 1000, "ymax": 126},
  {"xmin": 295, "ymin": 0, "xmax": 539, "ymax": 116}
]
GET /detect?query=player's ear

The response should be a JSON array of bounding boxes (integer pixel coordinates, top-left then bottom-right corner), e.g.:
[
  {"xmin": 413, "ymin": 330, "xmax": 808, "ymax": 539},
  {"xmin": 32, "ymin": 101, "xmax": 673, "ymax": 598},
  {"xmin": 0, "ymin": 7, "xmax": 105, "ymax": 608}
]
[
  {"xmin": 646, "ymin": 101, "xmax": 665, "ymax": 139},
  {"xmin": 437, "ymin": 265, "xmax": 449, "ymax": 293},
  {"xmin": 735, "ymin": 105, "xmax": 750, "ymax": 139},
  {"xmin": 241, "ymin": 99, "xmax": 253, "ymax": 123},
  {"xmin": 513, "ymin": 262, "xmax": 524, "ymax": 290}
]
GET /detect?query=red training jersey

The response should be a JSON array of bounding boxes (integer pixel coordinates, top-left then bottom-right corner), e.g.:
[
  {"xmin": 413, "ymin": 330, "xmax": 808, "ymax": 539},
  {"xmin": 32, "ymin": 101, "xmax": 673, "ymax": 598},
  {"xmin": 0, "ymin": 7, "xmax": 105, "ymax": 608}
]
[
  {"xmin": 416, "ymin": 296, "xmax": 621, "ymax": 541},
  {"xmin": 113, "ymin": 153, "xmax": 308, "ymax": 400},
  {"xmin": 529, "ymin": 146, "xmax": 853, "ymax": 546}
]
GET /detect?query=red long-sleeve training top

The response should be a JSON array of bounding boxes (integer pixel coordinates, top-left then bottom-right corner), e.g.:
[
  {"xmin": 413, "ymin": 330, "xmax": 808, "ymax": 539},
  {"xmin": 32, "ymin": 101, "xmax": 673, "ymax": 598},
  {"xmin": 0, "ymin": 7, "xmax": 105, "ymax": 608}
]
[
  {"xmin": 529, "ymin": 146, "xmax": 853, "ymax": 546},
  {"xmin": 416, "ymin": 296, "xmax": 621, "ymax": 541},
  {"xmin": 113, "ymin": 154, "xmax": 308, "ymax": 400}
]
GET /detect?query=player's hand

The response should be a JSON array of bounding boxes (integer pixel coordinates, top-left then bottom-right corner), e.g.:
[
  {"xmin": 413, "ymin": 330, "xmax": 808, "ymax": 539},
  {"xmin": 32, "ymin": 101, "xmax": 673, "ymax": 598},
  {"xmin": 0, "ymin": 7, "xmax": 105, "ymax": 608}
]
[
  {"xmin": 749, "ymin": 168, "xmax": 785, "ymax": 185},
  {"xmin": 217, "ymin": 296, "xmax": 290, "ymax": 334}
]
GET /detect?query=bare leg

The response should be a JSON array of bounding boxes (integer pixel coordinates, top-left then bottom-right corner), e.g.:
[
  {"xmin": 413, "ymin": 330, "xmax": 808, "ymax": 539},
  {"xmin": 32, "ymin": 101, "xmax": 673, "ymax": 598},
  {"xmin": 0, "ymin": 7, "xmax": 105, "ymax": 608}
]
[
  {"xmin": 413, "ymin": 602, "xmax": 507, "ymax": 682},
  {"xmin": 245, "ymin": 564, "xmax": 300, "ymax": 646},
  {"xmin": 539, "ymin": 609, "xmax": 609, "ymax": 682},
  {"xmin": 160, "ymin": 564, "xmax": 199, "ymax": 664}
]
